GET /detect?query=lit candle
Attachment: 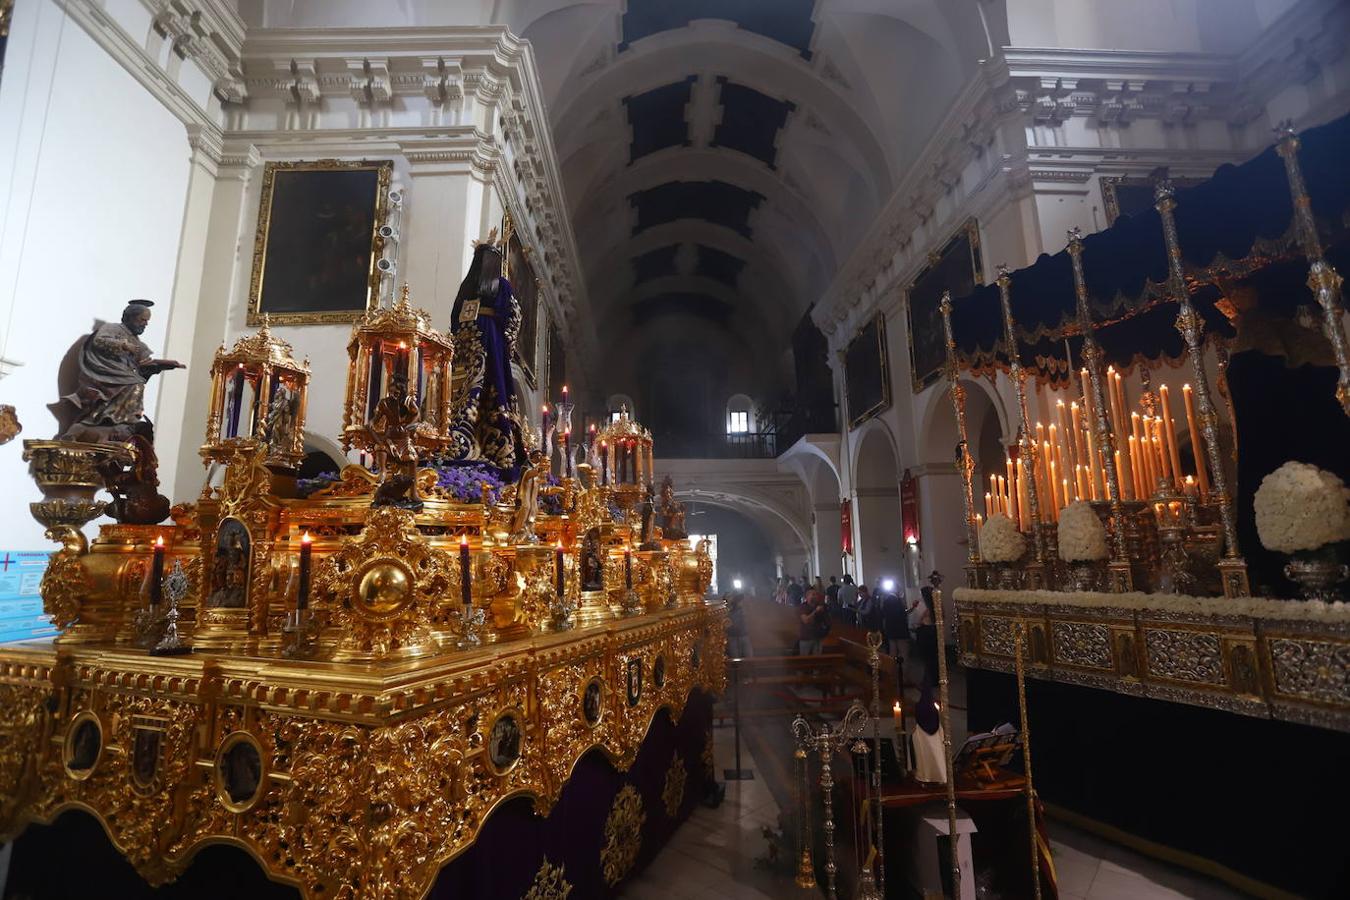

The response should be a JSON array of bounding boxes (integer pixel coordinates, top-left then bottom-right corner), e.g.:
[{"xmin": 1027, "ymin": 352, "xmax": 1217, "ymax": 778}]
[
  {"xmin": 985, "ymin": 491, "xmax": 993, "ymax": 519},
  {"xmin": 1182, "ymin": 384, "xmax": 1209, "ymax": 499},
  {"xmin": 1005, "ymin": 455, "xmax": 1016, "ymax": 509},
  {"xmin": 561, "ymin": 384, "xmax": 569, "ymax": 406},
  {"xmin": 1080, "ymin": 367, "xmax": 1092, "ymax": 410},
  {"xmin": 1127, "ymin": 435, "xmax": 1141, "ymax": 499},
  {"xmin": 1183, "ymin": 475, "xmax": 1197, "ymax": 497},
  {"xmin": 990, "ymin": 473, "xmax": 999, "ymax": 511},
  {"xmin": 1063, "ymin": 477, "xmax": 1072, "ymax": 511},
  {"xmin": 1058, "ymin": 399, "xmax": 1077, "ymax": 472},
  {"xmin": 1041, "ymin": 440, "xmax": 1054, "ymax": 515},
  {"xmin": 997, "ymin": 475, "xmax": 1007, "ymax": 515},
  {"xmin": 1068, "ymin": 401, "xmax": 1084, "ymax": 472},
  {"xmin": 150, "ymin": 536, "xmax": 165, "ymax": 607},
  {"xmin": 893, "ymin": 700, "xmax": 903, "ymax": 733},
  {"xmin": 1159, "ymin": 385, "xmax": 1183, "ymax": 489},
  {"xmin": 297, "ymin": 532, "xmax": 312, "ymax": 610},
  {"xmin": 1048, "ymin": 459, "xmax": 1060, "ymax": 514},
  {"xmin": 555, "ymin": 541, "xmax": 565, "ymax": 598},
  {"xmin": 1085, "ymin": 427, "xmax": 1102, "ymax": 501},
  {"xmin": 1076, "ymin": 464, "xmax": 1089, "ymax": 501},
  {"xmin": 1007, "ymin": 457, "xmax": 1019, "ymax": 525},
  {"xmin": 600, "ymin": 440, "xmax": 609, "ymax": 485},
  {"xmin": 1017, "ymin": 467, "xmax": 1030, "ymax": 530},
  {"xmin": 1114, "ymin": 450, "xmax": 1125, "ymax": 500},
  {"xmin": 541, "ymin": 403, "xmax": 550, "ymax": 436},
  {"xmin": 460, "ymin": 534, "xmax": 472, "ymax": 606}
]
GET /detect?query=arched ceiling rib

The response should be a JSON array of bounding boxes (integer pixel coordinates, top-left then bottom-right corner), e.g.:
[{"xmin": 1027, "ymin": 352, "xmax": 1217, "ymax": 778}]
[{"xmin": 507, "ymin": 0, "xmax": 978, "ymax": 409}]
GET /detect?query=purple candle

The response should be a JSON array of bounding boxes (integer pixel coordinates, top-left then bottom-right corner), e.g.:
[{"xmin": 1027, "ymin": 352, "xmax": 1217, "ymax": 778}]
[
  {"xmin": 297, "ymin": 532, "xmax": 312, "ymax": 610},
  {"xmin": 555, "ymin": 542, "xmax": 565, "ymax": 597},
  {"xmin": 150, "ymin": 536, "xmax": 165, "ymax": 606},
  {"xmin": 460, "ymin": 535, "xmax": 472, "ymax": 606}
]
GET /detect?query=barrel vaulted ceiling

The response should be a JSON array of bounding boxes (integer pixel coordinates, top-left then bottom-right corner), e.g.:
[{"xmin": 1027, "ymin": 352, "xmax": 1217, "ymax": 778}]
[
  {"xmin": 508, "ymin": 0, "xmax": 991, "ymax": 396},
  {"xmin": 240, "ymin": 0, "xmax": 995, "ymax": 400}
]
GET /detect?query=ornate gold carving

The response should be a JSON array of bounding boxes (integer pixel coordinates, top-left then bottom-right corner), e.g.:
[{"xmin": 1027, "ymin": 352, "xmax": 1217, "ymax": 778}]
[
  {"xmin": 39, "ymin": 542, "xmax": 89, "ymax": 633},
  {"xmin": 600, "ymin": 784, "xmax": 645, "ymax": 886},
  {"xmin": 662, "ymin": 752, "xmax": 686, "ymax": 817},
  {"xmin": 312, "ymin": 507, "xmax": 453, "ymax": 657},
  {"xmin": 310, "ymin": 464, "xmax": 379, "ymax": 498},
  {"xmin": 523, "ymin": 858, "xmax": 573, "ymax": 900}
]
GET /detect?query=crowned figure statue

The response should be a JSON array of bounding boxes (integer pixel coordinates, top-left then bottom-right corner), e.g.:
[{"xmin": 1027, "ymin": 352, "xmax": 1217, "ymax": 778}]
[{"xmin": 446, "ymin": 231, "xmax": 526, "ymax": 480}]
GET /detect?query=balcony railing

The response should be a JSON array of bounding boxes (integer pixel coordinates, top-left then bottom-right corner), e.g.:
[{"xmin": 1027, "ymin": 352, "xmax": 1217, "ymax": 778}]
[{"xmin": 657, "ymin": 432, "xmax": 779, "ymax": 459}]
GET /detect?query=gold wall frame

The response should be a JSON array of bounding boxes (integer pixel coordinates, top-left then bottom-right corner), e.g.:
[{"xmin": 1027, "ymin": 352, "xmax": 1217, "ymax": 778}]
[
  {"xmin": 906, "ymin": 217, "xmax": 983, "ymax": 392},
  {"xmin": 247, "ymin": 160, "xmax": 393, "ymax": 327},
  {"xmin": 845, "ymin": 311, "xmax": 891, "ymax": 429}
]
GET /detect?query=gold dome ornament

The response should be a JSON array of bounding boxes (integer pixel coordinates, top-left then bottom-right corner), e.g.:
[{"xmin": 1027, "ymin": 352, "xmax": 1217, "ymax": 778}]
[{"xmin": 355, "ymin": 559, "xmax": 413, "ymax": 618}]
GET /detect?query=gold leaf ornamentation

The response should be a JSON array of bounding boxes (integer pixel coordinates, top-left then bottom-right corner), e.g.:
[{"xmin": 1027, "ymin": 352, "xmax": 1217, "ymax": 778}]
[
  {"xmin": 522, "ymin": 857, "xmax": 573, "ymax": 900},
  {"xmin": 662, "ymin": 753, "xmax": 686, "ymax": 817},
  {"xmin": 600, "ymin": 784, "xmax": 645, "ymax": 886}
]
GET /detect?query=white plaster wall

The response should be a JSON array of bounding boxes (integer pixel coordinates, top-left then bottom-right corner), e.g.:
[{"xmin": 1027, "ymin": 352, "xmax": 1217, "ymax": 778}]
[{"xmin": 0, "ymin": 0, "xmax": 191, "ymax": 550}]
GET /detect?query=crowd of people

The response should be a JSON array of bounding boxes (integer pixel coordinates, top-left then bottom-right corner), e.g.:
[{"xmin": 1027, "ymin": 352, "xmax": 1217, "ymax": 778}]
[{"xmin": 770, "ymin": 573, "xmax": 941, "ymax": 688}]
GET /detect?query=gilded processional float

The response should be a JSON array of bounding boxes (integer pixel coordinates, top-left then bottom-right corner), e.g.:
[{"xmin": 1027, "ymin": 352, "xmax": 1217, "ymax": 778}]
[{"xmin": 1, "ymin": 233, "xmax": 721, "ymax": 899}]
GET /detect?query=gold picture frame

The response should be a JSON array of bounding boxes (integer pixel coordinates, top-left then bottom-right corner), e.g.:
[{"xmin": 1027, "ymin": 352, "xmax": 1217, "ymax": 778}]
[
  {"xmin": 845, "ymin": 312, "xmax": 891, "ymax": 429},
  {"xmin": 213, "ymin": 730, "xmax": 267, "ymax": 813},
  {"xmin": 247, "ymin": 159, "xmax": 393, "ymax": 326},
  {"xmin": 905, "ymin": 217, "xmax": 983, "ymax": 392}
]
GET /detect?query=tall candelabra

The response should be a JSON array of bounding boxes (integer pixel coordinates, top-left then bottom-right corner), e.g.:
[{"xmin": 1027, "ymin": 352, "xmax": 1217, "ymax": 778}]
[
  {"xmin": 941, "ymin": 292, "xmax": 982, "ymax": 584},
  {"xmin": 1014, "ymin": 622, "xmax": 1042, "ymax": 900},
  {"xmin": 1276, "ymin": 121, "xmax": 1350, "ymax": 418},
  {"xmin": 791, "ymin": 702, "xmax": 869, "ymax": 900},
  {"xmin": 931, "ymin": 580, "xmax": 963, "ymax": 897},
  {"xmin": 1066, "ymin": 228, "xmax": 1133, "ymax": 591},
  {"xmin": 996, "ymin": 266, "xmax": 1049, "ymax": 588},
  {"xmin": 1154, "ymin": 177, "xmax": 1249, "ymax": 597}
]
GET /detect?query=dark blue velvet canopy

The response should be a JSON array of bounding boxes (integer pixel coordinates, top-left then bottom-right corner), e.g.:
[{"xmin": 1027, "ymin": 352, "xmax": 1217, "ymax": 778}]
[{"xmin": 948, "ymin": 113, "xmax": 1350, "ymax": 385}]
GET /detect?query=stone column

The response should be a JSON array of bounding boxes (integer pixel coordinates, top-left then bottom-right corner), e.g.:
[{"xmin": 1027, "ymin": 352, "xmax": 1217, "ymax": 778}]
[{"xmin": 154, "ymin": 134, "xmax": 260, "ymax": 503}]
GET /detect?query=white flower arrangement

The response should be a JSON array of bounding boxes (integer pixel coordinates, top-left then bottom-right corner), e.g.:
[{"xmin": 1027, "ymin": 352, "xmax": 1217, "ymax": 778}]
[
  {"xmin": 1057, "ymin": 501, "xmax": 1108, "ymax": 562},
  {"xmin": 1253, "ymin": 461, "xmax": 1350, "ymax": 554},
  {"xmin": 978, "ymin": 513, "xmax": 1025, "ymax": 563}
]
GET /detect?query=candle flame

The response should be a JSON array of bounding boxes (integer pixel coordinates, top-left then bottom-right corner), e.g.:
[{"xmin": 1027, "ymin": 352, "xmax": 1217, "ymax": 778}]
[
  {"xmin": 301, "ymin": 531, "xmax": 312, "ymax": 544},
  {"xmin": 1057, "ymin": 399, "xmax": 1065, "ymax": 407},
  {"xmin": 460, "ymin": 534, "xmax": 469, "ymax": 548},
  {"xmin": 154, "ymin": 535, "xmax": 164, "ymax": 547}
]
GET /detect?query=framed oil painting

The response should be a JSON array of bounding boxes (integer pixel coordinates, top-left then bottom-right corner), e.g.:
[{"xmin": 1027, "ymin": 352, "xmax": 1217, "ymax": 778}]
[
  {"xmin": 845, "ymin": 312, "xmax": 890, "ymax": 429},
  {"xmin": 247, "ymin": 160, "xmax": 393, "ymax": 326},
  {"xmin": 905, "ymin": 218, "xmax": 982, "ymax": 392},
  {"xmin": 503, "ymin": 211, "xmax": 540, "ymax": 387}
]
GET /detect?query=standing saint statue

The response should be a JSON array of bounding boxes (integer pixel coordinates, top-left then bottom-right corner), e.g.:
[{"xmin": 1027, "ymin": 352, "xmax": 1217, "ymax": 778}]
[
  {"xmin": 446, "ymin": 232, "xmax": 526, "ymax": 480},
  {"xmin": 56, "ymin": 299, "xmax": 184, "ymax": 441},
  {"xmin": 364, "ymin": 374, "xmax": 422, "ymax": 510}
]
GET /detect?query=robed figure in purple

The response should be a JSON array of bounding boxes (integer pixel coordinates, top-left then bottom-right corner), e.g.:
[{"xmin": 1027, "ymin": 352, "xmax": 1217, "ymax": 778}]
[{"xmin": 446, "ymin": 234, "xmax": 526, "ymax": 479}]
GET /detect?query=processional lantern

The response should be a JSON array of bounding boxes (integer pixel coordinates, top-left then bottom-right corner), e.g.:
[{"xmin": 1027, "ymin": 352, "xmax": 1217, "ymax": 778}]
[
  {"xmin": 201, "ymin": 317, "xmax": 311, "ymax": 471},
  {"xmin": 341, "ymin": 284, "xmax": 454, "ymax": 456},
  {"xmin": 595, "ymin": 405, "xmax": 654, "ymax": 512}
]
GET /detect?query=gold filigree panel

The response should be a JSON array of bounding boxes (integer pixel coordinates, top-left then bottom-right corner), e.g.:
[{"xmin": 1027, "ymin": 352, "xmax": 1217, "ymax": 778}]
[
  {"xmin": 662, "ymin": 752, "xmax": 686, "ymax": 817},
  {"xmin": 601, "ymin": 784, "xmax": 645, "ymax": 886},
  {"xmin": 1050, "ymin": 621, "xmax": 1112, "ymax": 670}
]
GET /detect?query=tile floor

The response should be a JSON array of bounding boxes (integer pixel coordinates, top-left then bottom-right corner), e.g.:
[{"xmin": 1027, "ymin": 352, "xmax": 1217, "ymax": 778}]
[{"xmin": 620, "ymin": 670, "xmax": 1253, "ymax": 899}]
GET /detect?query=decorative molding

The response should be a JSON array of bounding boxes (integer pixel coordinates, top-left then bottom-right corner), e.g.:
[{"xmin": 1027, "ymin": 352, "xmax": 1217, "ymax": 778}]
[
  {"xmin": 236, "ymin": 26, "xmax": 598, "ymax": 382},
  {"xmin": 813, "ymin": 5, "xmax": 1350, "ymax": 348}
]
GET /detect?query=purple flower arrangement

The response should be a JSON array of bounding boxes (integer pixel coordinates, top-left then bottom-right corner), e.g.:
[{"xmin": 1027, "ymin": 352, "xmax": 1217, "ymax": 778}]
[
  {"xmin": 541, "ymin": 473, "xmax": 564, "ymax": 515},
  {"xmin": 296, "ymin": 471, "xmax": 340, "ymax": 498},
  {"xmin": 433, "ymin": 463, "xmax": 506, "ymax": 505}
]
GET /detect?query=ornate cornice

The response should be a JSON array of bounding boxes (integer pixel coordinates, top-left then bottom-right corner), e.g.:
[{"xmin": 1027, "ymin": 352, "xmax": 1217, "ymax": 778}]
[
  {"xmin": 814, "ymin": 3, "xmax": 1350, "ymax": 350},
  {"xmin": 235, "ymin": 26, "xmax": 597, "ymax": 379}
]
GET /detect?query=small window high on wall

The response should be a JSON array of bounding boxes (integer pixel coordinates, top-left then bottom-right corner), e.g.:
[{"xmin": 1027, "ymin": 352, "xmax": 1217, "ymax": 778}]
[{"xmin": 726, "ymin": 393, "xmax": 753, "ymax": 435}]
